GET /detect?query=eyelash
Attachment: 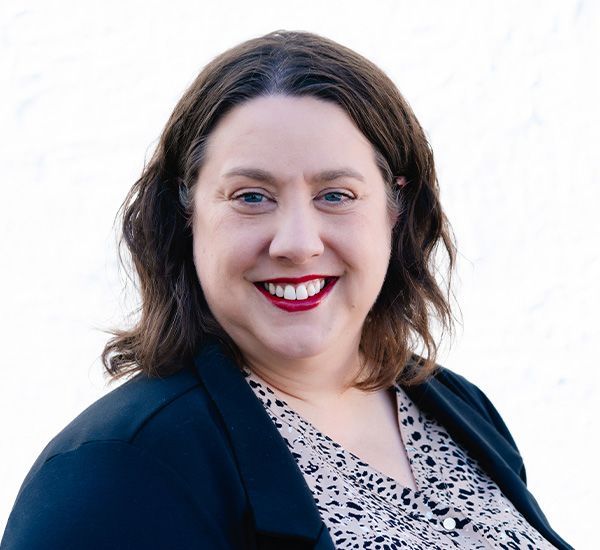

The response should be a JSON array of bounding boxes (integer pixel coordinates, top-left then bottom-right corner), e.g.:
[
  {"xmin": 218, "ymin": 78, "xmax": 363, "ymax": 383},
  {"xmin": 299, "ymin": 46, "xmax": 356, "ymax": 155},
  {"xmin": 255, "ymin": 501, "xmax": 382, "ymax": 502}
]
[{"xmin": 232, "ymin": 190, "xmax": 355, "ymax": 206}]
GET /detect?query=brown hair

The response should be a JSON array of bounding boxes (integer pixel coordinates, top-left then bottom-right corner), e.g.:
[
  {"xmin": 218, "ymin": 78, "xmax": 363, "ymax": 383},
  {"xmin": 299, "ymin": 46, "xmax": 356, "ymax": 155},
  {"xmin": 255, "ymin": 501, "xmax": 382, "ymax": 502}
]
[{"xmin": 102, "ymin": 30, "xmax": 457, "ymax": 390}]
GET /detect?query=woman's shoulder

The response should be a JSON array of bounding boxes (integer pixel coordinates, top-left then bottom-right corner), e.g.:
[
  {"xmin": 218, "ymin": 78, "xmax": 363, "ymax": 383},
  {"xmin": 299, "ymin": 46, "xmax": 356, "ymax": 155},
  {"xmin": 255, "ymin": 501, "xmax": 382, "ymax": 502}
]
[
  {"xmin": 403, "ymin": 365, "xmax": 523, "ymax": 475},
  {"xmin": 429, "ymin": 366, "xmax": 501, "ymax": 416},
  {"xmin": 17, "ymin": 366, "xmax": 236, "ymax": 499},
  {"xmin": 409, "ymin": 365, "xmax": 511, "ymax": 426},
  {"xmin": 2, "ymin": 367, "xmax": 247, "ymax": 549},
  {"xmin": 20, "ymin": 363, "xmax": 250, "ymax": 500},
  {"xmin": 30, "ymin": 367, "xmax": 205, "ymax": 471}
]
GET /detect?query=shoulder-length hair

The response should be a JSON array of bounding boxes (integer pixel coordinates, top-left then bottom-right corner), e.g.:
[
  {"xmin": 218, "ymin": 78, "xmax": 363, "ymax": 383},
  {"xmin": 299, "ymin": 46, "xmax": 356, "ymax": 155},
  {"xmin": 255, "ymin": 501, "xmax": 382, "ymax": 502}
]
[{"xmin": 102, "ymin": 30, "xmax": 456, "ymax": 390}]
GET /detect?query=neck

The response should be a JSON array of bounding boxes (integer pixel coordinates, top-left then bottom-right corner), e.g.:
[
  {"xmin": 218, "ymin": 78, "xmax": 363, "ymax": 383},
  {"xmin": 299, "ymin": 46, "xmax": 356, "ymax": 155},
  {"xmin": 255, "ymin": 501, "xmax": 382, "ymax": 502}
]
[{"xmin": 240, "ymin": 340, "xmax": 372, "ymax": 410}]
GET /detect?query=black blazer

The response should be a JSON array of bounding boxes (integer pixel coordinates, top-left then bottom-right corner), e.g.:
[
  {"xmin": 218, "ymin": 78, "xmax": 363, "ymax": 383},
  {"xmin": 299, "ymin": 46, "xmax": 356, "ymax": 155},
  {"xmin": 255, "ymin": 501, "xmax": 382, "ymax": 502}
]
[{"xmin": 1, "ymin": 342, "xmax": 571, "ymax": 549}]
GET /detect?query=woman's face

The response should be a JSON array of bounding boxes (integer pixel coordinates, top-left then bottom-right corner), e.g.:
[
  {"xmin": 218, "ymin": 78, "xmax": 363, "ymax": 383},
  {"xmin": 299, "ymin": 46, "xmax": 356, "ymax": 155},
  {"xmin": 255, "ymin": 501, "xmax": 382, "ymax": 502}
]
[{"xmin": 192, "ymin": 95, "xmax": 395, "ymax": 366}]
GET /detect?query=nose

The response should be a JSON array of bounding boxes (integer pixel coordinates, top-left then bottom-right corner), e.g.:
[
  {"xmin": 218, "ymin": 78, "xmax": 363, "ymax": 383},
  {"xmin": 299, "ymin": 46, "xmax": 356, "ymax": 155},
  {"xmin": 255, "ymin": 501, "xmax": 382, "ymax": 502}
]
[{"xmin": 269, "ymin": 203, "xmax": 324, "ymax": 264}]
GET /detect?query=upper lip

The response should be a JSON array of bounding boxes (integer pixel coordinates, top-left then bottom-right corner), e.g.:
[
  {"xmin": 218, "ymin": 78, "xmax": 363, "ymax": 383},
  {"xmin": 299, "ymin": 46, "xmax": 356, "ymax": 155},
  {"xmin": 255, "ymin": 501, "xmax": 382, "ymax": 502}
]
[{"xmin": 256, "ymin": 274, "xmax": 338, "ymax": 284}]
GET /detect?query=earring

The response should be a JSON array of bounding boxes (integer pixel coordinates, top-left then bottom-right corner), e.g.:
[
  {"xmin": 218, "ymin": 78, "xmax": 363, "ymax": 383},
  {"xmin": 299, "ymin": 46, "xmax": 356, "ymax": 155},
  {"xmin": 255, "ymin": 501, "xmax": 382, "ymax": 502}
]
[{"xmin": 395, "ymin": 176, "xmax": 408, "ymax": 188}]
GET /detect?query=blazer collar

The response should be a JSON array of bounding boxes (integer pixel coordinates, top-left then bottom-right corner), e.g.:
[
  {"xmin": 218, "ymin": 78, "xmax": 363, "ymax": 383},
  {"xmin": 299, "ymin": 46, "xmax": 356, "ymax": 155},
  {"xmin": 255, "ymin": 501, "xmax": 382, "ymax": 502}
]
[{"xmin": 193, "ymin": 341, "xmax": 335, "ymax": 548}]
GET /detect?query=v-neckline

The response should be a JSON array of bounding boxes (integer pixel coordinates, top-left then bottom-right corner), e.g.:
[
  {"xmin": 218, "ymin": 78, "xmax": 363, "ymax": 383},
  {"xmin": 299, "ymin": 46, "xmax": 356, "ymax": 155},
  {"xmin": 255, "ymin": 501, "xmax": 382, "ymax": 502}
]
[{"xmin": 242, "ymin": 367, "xmax": 422, "ymax": 497}]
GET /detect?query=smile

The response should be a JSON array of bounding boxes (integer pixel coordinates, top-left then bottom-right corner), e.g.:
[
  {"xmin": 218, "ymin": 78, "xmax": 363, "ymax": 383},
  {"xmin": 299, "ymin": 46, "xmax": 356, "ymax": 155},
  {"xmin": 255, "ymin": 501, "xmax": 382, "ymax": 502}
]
[
  {"xmin": 254, "ymin": 276, "xmax": 339, "ymax": 312},
  {"xmin": 263, "ymin": 277, "xmax": 326, "ymax": 300}
]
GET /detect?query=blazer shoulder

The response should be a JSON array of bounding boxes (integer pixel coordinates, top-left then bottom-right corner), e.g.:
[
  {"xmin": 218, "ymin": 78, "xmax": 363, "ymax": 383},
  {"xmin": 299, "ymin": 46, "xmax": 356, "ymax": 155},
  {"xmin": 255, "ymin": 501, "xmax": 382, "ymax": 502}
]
[
  {"xmin": 430, "ymin": 366, "xmax": 491, "ymax": 410},
  {"xmin": 30, "ymin": 367, "xmax": 204, "ymax": 472},
  {"xmin": 426, "ymin": 366, "xmax": 522, "ymax": 454},
  {"xmin": 4, "ymin": 366, "xmax": 250, "ymax": 549}
]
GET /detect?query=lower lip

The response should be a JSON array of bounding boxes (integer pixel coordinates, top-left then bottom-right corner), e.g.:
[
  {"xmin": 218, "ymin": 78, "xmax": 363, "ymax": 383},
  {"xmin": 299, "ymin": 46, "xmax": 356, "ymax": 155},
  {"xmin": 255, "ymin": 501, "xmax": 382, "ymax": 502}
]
[{"xmin": 255, "ymin": 279, "xmax": 338, "ymax": 312}]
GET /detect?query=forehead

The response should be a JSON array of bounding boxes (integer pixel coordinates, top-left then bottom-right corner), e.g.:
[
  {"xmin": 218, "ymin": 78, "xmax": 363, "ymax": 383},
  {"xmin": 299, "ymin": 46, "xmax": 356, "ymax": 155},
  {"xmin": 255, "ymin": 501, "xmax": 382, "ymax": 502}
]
[{"xmin": 201, "ymin": 95, "xmax": 380, "ymax": 179}]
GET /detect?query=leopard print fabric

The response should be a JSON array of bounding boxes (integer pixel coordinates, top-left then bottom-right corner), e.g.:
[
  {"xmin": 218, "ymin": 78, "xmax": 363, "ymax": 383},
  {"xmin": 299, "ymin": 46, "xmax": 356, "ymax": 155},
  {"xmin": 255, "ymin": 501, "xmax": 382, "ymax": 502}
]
[{"xmin": 242, "ymin": 367, "xmax": 556, "ymax": 549}]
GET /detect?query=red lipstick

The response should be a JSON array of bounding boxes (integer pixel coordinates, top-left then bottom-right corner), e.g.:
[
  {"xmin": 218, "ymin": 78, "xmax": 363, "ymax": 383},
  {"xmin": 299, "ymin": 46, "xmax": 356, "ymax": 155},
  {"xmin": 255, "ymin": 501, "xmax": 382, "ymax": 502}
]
[
  {"xmin": 260, "ymin": 274, "xmax": 332, "ymax": 284},
  {"xmin": 255, "ymin": 277, "xmax": 338, "ymax": 312}
]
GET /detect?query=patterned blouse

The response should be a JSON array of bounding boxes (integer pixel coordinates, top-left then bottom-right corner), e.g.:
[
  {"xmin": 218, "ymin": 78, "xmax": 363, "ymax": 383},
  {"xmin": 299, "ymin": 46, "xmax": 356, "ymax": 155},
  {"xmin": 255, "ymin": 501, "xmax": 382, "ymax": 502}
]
[{"xmin": 242, "ymin": 367, "xmax": 556, "ymax": 549}]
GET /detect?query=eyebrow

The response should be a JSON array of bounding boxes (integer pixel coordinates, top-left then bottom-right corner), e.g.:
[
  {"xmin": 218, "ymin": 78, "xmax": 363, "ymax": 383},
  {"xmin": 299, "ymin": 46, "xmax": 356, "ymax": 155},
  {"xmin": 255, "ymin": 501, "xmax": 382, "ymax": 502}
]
[{"xmin": 222, "ymin": 167, "xmax": 365, "ymax": 184}]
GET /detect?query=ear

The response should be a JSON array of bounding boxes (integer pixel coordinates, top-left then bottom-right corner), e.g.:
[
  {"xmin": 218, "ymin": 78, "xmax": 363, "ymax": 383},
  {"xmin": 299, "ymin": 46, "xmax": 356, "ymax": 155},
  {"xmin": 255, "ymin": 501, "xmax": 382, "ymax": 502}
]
[{"xmin": 395, "ymin": 176, "xmax": 408, "ymax": 188}]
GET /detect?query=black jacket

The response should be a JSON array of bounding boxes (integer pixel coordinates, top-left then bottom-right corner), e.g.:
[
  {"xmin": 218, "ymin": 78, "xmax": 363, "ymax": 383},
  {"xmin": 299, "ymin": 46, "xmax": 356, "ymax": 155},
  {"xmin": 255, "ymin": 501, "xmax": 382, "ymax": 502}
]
[{"xmin": 1, "ymin": 342, "xmax": 572, "ymax": 549}]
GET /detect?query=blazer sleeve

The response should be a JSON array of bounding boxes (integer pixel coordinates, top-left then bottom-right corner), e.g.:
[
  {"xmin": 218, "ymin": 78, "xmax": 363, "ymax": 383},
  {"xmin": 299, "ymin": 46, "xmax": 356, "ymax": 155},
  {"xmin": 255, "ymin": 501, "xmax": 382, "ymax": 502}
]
[{"xmin": 1, "ymin": 440, "xmax": 234, "ymax": 550}]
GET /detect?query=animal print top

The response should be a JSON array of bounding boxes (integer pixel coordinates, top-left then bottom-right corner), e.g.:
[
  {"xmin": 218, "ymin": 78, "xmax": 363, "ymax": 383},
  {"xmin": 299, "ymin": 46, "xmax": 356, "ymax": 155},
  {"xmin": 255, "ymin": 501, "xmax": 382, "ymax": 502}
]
[{"xmin": 242, "ymin": 367, "xmax": 556, "ymax": 549}]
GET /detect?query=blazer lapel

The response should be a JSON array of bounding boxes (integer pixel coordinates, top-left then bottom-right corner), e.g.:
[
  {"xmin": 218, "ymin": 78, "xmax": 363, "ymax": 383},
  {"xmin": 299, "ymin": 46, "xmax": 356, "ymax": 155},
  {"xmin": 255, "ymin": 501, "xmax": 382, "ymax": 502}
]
[{"xmin": 194, "ymin": 342, "xmax": 335, "ymax": 549}]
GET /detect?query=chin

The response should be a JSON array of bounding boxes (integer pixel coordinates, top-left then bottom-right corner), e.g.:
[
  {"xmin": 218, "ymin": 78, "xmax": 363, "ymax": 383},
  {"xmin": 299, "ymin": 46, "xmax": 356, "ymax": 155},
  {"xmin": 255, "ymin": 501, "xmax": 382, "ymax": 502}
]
[{"xmin": 260, "ymin": 332, "xmax": 330, "ymax": 361}]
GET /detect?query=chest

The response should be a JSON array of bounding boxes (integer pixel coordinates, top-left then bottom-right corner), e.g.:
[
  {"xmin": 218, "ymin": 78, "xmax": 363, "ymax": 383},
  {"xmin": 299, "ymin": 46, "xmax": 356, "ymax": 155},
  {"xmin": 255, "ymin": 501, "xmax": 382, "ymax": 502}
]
[
  {"xmin": 294, "ymin": 389, "xmax": 418, "ymax": 491},
  {"xmin": 329, "ymin": 409, "xmax": 417, "ymax": 490}
]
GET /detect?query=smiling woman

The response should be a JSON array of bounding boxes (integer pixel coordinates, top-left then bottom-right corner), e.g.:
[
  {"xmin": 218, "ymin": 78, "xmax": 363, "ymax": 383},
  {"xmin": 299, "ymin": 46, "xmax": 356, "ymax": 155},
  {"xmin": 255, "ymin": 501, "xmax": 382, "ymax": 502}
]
[
  {"xmin": 191, "ymin": 95, "xmax": 398, "ymax": 368},
  {"xmin": 1, "ymin": 30, "xmax": 571, "ymax": 550}
]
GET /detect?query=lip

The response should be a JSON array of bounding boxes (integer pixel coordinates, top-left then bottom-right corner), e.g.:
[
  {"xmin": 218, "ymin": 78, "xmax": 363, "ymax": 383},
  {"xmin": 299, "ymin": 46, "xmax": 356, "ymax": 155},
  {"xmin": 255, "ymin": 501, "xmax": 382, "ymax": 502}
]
[
  {"xmin": 254, "ymin": 277, "xmax": 338, "ymax": 312},
  {"xmin": 257, "ymin": 274, "xmax": 334, "ymax": 284}
]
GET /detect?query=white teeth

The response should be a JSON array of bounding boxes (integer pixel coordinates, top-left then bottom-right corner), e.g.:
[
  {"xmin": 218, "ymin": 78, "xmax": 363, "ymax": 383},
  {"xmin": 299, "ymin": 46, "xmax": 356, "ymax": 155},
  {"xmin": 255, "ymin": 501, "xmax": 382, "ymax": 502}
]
[
  {"xmin": 283, "ymin": 285, "xmax": 296, "ymax": 300},
  {"xmin": 296, "ymin": 284, "xmax": 308, "ymax": 300},
  {"xmin": 262, "ymin": 278, "xmax": 332, "ymax": 301}
]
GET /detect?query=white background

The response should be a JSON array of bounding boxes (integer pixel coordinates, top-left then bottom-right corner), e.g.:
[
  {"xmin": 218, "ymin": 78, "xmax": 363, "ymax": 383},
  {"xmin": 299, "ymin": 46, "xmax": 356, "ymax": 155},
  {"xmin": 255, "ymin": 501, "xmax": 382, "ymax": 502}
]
[{"xmin": 1, "ymin": 1, "xmax": 598, "ymax": 547}]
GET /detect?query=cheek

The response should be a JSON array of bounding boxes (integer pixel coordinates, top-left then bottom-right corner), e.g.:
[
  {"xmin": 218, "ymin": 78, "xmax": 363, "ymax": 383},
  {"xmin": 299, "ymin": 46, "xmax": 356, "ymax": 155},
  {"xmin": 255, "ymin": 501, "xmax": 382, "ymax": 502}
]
[
  {"xmin": 192, "ymin": 213, "xmax": 228, "ymax": 290},
  {"xmin": 192, "ymin": 214, "xmax": 266, "ymax": 287},
  {"xmin": 334, "ymin": 211, "xmax": 393, "ymax": 262}
]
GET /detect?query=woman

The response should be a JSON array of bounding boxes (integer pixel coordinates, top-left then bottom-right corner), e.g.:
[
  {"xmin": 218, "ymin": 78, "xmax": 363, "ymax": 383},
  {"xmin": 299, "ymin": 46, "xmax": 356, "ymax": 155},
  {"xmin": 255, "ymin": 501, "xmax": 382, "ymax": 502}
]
[{"xmin": 1, "ymin": 30, "xmax": 571, "ymax": 549}]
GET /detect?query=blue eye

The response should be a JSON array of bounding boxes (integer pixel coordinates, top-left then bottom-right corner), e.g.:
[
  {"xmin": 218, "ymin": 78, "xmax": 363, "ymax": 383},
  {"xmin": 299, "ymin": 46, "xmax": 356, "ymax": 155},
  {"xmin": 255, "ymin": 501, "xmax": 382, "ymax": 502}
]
[
  {"xmin": 238, "ymin": 192, "xmax": 266, "ymax": 203},
  {"xmin": 321, "ymin": 191, "xmax": 352, "ymax": 203}
]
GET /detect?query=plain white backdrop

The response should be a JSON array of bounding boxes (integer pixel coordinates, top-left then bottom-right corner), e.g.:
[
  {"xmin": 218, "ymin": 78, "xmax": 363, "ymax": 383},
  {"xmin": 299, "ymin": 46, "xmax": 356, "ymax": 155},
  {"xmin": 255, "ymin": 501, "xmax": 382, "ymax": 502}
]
[{"xmin": 1, "ymin": 1, "xmax": 598, "ymax": 547}]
